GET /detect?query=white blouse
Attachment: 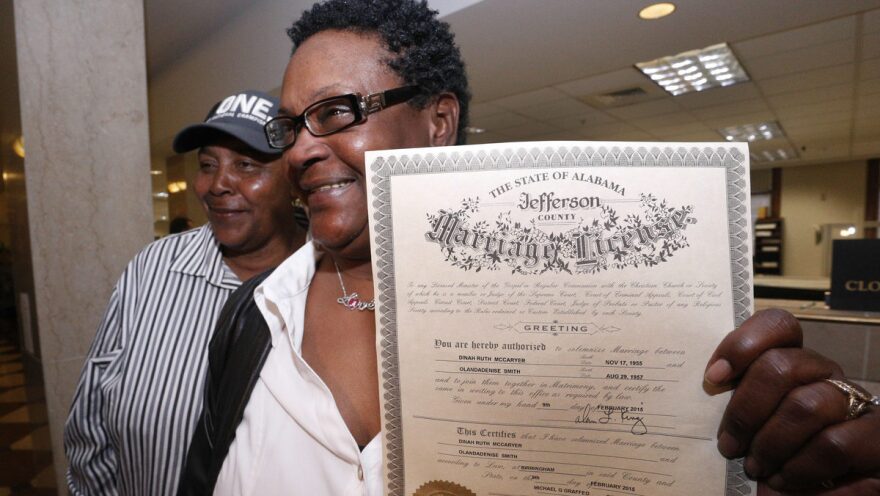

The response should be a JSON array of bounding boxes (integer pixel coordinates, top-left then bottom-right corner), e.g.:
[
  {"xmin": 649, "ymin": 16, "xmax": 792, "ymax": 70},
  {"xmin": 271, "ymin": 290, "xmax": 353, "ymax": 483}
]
[{"xmin": 214, "ymin": 242, "xmax": 383, "ymax": 496}]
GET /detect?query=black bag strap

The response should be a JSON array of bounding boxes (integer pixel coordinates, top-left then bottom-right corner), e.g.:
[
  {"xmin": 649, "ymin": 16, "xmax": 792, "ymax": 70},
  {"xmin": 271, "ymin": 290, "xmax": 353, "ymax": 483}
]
[{"xmin": 177, "ymin": 269, "xmax": 273, "ymax": 495}]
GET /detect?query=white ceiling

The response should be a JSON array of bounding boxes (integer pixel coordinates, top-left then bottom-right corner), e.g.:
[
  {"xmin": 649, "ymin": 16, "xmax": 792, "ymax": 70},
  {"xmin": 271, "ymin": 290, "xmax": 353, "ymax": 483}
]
[
  {"xmin": 144, "ymin": 0, "xmax": 880, "ymax": 169},
  {"xmin": 143, "ymin": 0, "xmax": 484, "ymax": 73},
  {"xmin": 144, "ymin": 0, "xmax": 266, "ymax": 74}
]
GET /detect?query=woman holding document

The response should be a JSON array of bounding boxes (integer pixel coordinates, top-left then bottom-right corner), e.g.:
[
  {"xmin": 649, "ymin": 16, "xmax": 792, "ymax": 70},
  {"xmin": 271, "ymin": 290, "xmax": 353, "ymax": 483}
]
[{"xmin": 178, "ymin": 1, "xmax": 880, "ymax": 494}]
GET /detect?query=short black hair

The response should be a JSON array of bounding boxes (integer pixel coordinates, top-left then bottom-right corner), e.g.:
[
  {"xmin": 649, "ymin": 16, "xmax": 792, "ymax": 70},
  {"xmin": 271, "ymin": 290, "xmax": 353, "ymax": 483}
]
[{"xmin": 287, "ymin": 0, "xmax": 471, "ymax": 145}]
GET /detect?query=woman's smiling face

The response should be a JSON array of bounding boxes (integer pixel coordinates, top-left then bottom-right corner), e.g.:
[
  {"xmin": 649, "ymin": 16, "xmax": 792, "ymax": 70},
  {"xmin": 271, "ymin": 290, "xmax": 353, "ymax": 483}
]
[
  {"xmin": 279, "ymin": 30, "xmax": 436, "ymax": 260},
  {"xmin": 194, "ymin": 135, "xmax": 293, "ymax": 256}
]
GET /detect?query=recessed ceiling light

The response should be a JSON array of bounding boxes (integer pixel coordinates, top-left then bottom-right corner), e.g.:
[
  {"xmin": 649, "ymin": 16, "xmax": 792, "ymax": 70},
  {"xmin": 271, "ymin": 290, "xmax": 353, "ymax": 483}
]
[
  {"xmin": 465, "ymin": 126, "xmax": 486, "ymax": 134},
  {"xmin": 718, "ymin": 121, "xmax": 785, "ymax": 142},
  {"xmin": 639, "ymin": 3, "xmax": 676, "ymax": 20},
  {"xmin": 636, "ymin": 43, "xmax": 749, "ymax": 96},
  {"xmin": 150, "ymin": 169, "xmax": 163, "ymax": 175}
]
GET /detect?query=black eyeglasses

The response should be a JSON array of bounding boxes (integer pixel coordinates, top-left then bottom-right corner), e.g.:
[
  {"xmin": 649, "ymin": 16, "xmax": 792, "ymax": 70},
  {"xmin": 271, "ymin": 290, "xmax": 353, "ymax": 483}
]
[{"xmin": 263, "ymin": 85, "xmax": 420, "ymax": 149}]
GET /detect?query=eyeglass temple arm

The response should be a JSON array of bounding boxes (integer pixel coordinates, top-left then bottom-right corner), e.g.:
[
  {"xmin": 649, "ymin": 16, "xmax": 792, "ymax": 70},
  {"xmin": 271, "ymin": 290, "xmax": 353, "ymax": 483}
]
[{"xmin": 364, "ymin": 86, "xmax": 420, "ymax": 114}]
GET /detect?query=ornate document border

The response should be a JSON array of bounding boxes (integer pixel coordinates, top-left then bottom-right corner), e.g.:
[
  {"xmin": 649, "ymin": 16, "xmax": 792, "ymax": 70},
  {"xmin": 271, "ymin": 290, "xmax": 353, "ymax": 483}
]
[{"xmin": 369, "ymin": 143, "xmax": 753, "ymax": 496}]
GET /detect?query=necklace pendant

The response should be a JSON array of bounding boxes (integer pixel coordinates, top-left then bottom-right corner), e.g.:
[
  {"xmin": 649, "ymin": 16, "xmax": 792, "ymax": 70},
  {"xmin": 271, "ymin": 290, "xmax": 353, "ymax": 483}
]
[
  {"xmin": 333, "ymin": 259, "xmax": 376, "ymax": 311},
  {"xmin": 337, "ymin": 292, "xmax": 375, "ymax": 311},
  {"xmin": 338, "ymin": 292, "xmax": 362, "ymax": 310}
]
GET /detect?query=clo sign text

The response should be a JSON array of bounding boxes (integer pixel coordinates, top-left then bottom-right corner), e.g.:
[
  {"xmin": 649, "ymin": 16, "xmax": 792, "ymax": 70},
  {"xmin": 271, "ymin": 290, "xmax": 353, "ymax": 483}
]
[{"xmin": 845, "ymin": 280, "xmax": 880, "ymax": 292}]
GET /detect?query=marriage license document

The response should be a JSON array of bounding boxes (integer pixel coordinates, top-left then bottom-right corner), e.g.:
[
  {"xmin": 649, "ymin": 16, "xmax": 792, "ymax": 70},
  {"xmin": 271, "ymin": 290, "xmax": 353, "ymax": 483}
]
[{"xmin": 366, "ymin": 142, "xmax": 755, "ymax": 496}]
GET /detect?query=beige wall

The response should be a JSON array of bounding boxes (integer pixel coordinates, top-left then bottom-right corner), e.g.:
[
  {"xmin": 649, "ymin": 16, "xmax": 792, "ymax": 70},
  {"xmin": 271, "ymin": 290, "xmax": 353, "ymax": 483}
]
[
  {"xmin": 750, "ymin": 169, "xmax": 773, "ymax": 193},
  {"xmin": 780, "ymin": 160, "xmax": 866, "ymax": 277}
]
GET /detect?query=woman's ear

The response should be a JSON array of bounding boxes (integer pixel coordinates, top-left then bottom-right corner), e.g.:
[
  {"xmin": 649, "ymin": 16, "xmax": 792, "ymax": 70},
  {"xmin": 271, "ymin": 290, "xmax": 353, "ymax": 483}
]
[{"xmin": 428, "ymin": 92, "xmax": 460, "ymax": 147}]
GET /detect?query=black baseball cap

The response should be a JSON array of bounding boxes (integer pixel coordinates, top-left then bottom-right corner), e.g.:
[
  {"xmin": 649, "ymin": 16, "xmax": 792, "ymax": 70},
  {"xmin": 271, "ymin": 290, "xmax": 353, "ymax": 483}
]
[{"xmin": 173, "ymin": 90, "xmax": 280, "ymax": 155}]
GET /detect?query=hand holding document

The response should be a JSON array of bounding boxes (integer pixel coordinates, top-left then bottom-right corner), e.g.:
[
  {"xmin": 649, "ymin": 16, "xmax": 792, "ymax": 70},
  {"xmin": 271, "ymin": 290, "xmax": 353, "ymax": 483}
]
[{"xmin": 366, "ymin": 142, "xmax": 755, "ymax": 496}]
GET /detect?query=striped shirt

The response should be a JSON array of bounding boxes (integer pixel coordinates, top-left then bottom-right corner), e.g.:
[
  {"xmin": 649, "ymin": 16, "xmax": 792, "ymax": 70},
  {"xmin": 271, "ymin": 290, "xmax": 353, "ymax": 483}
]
[{"xmin": 64, "ymin": 225, "xmax": 242, "ymax": 496}]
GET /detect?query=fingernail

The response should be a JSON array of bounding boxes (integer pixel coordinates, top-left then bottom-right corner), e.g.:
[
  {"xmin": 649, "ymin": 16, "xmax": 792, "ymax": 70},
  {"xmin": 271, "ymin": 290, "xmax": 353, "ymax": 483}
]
[
  {"xmin": 767, "ymin": 474, "xmax": 786, "ymax": 490},
  {"xmin": 743, "ymin": 457, "xmax": 763, "ymax": 479},
  {"xmin": 705, "ymin": 359, "xmax": 732, "ymax": 385},
  {"xmin": 717, "ymin": 431, "xmax": 739, "ymax": 457}
]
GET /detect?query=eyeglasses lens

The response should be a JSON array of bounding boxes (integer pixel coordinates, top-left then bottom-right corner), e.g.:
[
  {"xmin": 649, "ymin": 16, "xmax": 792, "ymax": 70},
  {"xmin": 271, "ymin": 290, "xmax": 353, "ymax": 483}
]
[
  {"xmin": 265, "ymin": 97, "xmax": 359, "ymax": 149},
  {"xmin": 266, "ymin": 119, "xmax": 297, "ymax": 149},
  {"xmin": 306, "ymin": 97, "xmax": 358, "ymax": 136}
]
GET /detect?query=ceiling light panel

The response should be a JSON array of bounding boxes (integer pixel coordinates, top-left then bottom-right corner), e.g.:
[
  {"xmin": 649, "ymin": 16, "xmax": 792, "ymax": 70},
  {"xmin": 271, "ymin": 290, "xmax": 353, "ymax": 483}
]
[
  {"xmin": 636, "ymin": 43, "xmax": 750, "ymax": 96},
  {"xmin": 718, "ymin": 121, "xmax": 785, "ymax": 142},
  {"xmin": 750, "ymin": 146, "xmax": 799, "ymax": 163}
]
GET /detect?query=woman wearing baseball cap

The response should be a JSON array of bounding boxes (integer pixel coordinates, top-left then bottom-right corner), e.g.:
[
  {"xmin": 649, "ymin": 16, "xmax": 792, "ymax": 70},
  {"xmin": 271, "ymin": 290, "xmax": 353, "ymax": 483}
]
[{"xmin": 64, "ymin": 90, "xmax": 307, "ymax": 496}]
